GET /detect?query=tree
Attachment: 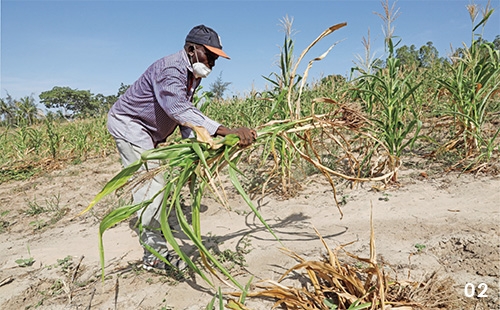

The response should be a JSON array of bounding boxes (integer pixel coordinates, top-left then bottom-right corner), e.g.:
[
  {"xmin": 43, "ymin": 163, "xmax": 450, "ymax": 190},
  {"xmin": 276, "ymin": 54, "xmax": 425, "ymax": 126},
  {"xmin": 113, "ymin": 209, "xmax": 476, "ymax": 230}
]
[
  {"xmin": 16, "ymin": 95, "xmax": 38, "ymax": 125},
  {"xmin": 0, "ymin": 94, "xmax": 16, "ymax": 125},
  {"xmin": 117, "ymin": 83, "xmax": 130, "ymax": 97},
  {"xmin": 0, "ymin": 93, "xmax": 40, "ymax": 126},
  {"xmin": 39, "ymin": 86, "xmax": 95, "ymax": 118},
  {"xmin": 38, "ymin": 84, "xmax": 133, "ymax": 118},
  {"xmin": 493, "ymin": 35, "xmax": 500, "ymax": 51},
  {"xmin": 209, "ymin": 72, "xmax": 231, "ymax": 101},
  {"xmin": 418, "ymin": 41, "xmax": 439, "ymax": 68},
  {"xmin": 396, "ymin": 41, "xmax": 447, "ymax": 69},
  {"xmin": 396, "ymin": 44, "xmax": 419, "ymax": 68}
]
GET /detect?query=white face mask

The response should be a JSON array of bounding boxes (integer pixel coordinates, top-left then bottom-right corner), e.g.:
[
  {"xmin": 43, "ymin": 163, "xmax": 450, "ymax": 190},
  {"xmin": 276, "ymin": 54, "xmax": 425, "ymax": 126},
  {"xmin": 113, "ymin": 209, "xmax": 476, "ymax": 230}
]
[
  {"xmin": 192, "ymin": 46, "xmax": 212, "ymax": 78},
  {"xmin": 193, "ymin": 62, "xmax": 211, "ymax": 79}
]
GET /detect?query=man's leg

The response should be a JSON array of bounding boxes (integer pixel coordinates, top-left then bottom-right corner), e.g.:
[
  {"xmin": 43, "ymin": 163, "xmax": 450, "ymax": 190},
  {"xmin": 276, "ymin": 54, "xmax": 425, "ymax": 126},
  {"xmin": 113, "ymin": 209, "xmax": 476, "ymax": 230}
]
[{"xmin": 114, "ymin": 139, "xmax": 185, "ymax": 270}]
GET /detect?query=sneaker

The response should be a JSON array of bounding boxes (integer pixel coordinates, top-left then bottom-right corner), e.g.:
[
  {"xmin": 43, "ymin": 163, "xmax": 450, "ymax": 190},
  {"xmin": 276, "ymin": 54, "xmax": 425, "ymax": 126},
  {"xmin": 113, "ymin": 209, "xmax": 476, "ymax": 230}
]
[{"xmin": 142, "ymin": 251, "xmax": 188, "ymax": 271}]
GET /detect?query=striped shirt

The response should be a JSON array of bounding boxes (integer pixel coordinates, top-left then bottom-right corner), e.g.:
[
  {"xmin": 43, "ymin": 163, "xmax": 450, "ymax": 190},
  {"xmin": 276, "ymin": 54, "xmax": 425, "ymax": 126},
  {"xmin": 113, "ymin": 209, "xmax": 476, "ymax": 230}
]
[{"xmin": 107, "ymin": 49, "xmax": 221, "ymax": 149}]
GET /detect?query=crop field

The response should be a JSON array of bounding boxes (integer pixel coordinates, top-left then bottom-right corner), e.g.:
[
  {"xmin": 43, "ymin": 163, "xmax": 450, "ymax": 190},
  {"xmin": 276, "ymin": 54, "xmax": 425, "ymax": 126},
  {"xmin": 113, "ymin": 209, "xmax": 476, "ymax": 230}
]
[{"xmin": 0, "ymin": 3, "xmax": 499, "ymax": 310}]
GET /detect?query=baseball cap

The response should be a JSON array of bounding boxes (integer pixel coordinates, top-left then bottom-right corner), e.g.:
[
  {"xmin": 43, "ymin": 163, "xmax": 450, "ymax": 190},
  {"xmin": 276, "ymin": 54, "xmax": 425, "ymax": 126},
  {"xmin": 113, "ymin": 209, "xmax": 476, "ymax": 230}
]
[{"xmin": 185, "ymin": 25, "xmax": 230, "ymax": 59}]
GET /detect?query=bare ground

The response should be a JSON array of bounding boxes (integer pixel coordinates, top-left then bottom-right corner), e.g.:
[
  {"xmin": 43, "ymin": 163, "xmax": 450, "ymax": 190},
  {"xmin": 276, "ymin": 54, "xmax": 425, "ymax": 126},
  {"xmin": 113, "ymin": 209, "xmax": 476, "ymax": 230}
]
[{"xmin": 0, "ymin": 154, "xmax": 499, "ymax": 309}]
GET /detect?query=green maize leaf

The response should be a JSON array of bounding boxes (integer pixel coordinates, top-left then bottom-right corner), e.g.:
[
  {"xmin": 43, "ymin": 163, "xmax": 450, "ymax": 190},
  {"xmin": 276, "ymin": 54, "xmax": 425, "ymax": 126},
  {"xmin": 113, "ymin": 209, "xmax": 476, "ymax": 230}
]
[
  {"xmin": 223, "ymin": 145, "xmax": 244, "ymax": 175},
  {"xmin": 228, "ymin": 165, "xmax": 282, "ymax": 246},
  {"xmin": 203, "ymin": 288, "xmax": 222, "ymax": 310},
  {"xmin": 167, "ymin": 160, "xmax": 196, "ymax": 212},
  {"xmin": 347, "ymin": 301, "xmax": 372, "ymax": 310},
  {"xmin": 157, "ymin": 182, "xmax": 211, "ymax": 284},
  {"xmin": 239, "ymin": 275, "xmax": 254, "ymax": 304},
  {"xmin": 168, "ymin": 153, "xmax": 200, "ymax": 167},
  {"xmin": 80, "ymin": 159, "xmax": 142, "ymax": 215},
  {"xmin": 141, "ymin": 144, "xmax": 186, "ymax": 155},
  {"xmin": 218, "ymin": 287, "xmax": 224, "ymax": 309},
  {"xmin": 141, "ymin": 147, "xmax": 193, "ymax": 162},
  {"xmin": 189, "ymin": 175, "xmax": 205, "ymax": 239},
  {"xmin": 99, "ymin": 201, "xmax": 150, "ymax": 235},
  {"xmin": 206, "ymin": 294, "xmax": 216, "ymax": 310},
  {"xmin": 96, "ymin": 176, "xmax": 177, "ymax": 280},
  {"xmin": 174, "ymin": 197, "xmax": 244, "ymax": 290},
  {"xmin": 98, "ymin": 200, "xmax": 150, "ymax": 280},
  {"xmin": 155, "ymin": 182, "xmax": 175, "ymax": 220},
  {"xmin": 222, "ymin": 134, "xmax": 240, "ymax": 146},
  {"xmin": 473, "ymin": 9, "xmax": 494, "ymax": 32},
  {"xmin": 191, "ymin": 142, "xmax": 211, "ymax": 172},
  {"xmin": 160, "ymin": 212, "xmax": 208, "ymax": 282}
]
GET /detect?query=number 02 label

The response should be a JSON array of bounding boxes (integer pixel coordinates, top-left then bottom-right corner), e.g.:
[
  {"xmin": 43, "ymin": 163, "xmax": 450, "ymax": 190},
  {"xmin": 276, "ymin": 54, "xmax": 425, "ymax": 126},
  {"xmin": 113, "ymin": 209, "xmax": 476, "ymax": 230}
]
[{"xmin": 464, "ymin": 283, "xmax": 488, "ymax": 298}]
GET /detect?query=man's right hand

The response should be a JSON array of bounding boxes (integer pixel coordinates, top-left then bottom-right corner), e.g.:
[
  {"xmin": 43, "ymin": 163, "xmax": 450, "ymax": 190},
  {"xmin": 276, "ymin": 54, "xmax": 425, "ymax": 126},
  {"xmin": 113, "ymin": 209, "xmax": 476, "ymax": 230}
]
[{"xmin": 216, "ymin": 126, "xmax": 257, "ymax": 147}]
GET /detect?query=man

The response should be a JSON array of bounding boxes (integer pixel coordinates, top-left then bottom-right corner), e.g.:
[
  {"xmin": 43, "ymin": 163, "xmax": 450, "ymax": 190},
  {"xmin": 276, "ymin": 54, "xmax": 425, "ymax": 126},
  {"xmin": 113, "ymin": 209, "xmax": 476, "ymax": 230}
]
[{"xmin": 107, "ymin": 25, "xmax": 256, "ymax": 271}]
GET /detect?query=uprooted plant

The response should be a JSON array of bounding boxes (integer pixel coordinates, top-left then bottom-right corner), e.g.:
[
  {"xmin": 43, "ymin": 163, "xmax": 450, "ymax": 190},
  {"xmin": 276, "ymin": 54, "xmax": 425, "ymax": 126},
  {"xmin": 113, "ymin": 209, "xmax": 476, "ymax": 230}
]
[{"xmin": 227, "ymin": 207, "xmax": 459, "ymax": 310}]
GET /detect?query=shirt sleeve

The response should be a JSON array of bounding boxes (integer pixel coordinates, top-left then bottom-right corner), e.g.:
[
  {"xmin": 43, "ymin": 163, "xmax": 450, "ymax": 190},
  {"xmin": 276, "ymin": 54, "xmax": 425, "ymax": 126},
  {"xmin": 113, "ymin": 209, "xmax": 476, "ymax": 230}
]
[{"xmin": 153, "ymin": 62, "xmax": 221, "ymax": 137}]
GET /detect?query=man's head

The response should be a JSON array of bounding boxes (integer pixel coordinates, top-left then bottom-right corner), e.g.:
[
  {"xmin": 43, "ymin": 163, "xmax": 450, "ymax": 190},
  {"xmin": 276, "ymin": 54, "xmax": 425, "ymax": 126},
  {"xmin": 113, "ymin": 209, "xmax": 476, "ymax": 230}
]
[
  {"xmin": 185, "ymin": 42, "xmax": 218, "ymax": 71},
  {"xmin": 185, "ymin": 25, "xmax": 230, "ymax": 60}
]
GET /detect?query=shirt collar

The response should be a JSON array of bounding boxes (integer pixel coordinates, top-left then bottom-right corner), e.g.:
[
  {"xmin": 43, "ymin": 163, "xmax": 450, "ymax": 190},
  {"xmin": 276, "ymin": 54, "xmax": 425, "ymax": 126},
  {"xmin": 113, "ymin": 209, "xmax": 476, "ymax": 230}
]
[{"xmin": 181, "ymin": 49, "xmax": 194, "ymax": 73}]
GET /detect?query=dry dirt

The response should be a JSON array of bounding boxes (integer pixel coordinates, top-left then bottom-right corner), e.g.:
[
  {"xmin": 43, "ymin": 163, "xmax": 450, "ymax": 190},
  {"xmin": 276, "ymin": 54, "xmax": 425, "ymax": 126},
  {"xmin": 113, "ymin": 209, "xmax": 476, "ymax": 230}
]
[{"xmin": 0, "ymin": 155, "xmax": 499, "ymax": 310}]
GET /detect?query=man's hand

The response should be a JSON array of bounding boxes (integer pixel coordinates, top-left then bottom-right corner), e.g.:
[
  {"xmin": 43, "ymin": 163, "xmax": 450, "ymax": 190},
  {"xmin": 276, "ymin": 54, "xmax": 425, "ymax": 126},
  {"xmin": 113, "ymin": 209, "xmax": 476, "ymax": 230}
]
[
  {"xmin": 216, "ymin": 126, "xmax": 257, "ymax": 147},
  {"xmin": 232, "ymin": 127, "xmax": 257, "ymax": 147}
]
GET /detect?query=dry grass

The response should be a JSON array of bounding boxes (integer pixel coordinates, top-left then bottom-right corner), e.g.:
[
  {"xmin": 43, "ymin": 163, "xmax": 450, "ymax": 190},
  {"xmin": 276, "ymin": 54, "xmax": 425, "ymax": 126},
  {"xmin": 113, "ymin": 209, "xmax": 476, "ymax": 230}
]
[{"xmin": 230, "ymin": 206, "xmax": 459, "ymax": 310}]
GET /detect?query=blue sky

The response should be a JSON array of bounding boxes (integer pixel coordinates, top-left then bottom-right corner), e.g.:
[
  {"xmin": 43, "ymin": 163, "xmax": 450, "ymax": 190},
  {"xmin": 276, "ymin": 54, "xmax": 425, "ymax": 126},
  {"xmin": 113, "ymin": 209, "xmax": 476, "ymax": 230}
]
[{"xmin": 2, "ymin": 0, "xmax": 499, "ymax": 102}]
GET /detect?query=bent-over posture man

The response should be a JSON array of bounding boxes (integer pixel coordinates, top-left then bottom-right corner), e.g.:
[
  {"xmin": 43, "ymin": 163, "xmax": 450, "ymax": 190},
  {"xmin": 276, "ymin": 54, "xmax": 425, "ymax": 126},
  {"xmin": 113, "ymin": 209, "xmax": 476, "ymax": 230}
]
[{"xmin": 107, "ymin": 24, "xmax": 256, "ymax": 271}]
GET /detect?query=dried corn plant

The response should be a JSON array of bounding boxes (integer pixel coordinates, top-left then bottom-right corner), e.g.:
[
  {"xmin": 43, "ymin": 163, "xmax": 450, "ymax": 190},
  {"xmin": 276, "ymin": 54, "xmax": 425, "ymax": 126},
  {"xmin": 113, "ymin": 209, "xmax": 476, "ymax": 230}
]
[{"xmin": 229, "ymin": 207, "xmax": 459, "ymax": 310}]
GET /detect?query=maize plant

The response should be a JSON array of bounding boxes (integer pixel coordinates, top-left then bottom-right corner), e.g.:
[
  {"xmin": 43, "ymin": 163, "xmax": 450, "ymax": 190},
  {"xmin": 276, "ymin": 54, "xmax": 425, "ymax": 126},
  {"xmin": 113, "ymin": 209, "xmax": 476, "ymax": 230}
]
[
  {"xmin": 436, "ymin": 5, "xmax": 499, "ymax": 168},
  {"xmin": 80, "ymin": 126, "xmax": 277, "ymax": 289},
  {"xmin": 352, "ymin": 1, "xmax": 423, "ymax": 182},
  {"xmin": 81, "ymin": 110, "xmax": 394, "ymax": 290}
]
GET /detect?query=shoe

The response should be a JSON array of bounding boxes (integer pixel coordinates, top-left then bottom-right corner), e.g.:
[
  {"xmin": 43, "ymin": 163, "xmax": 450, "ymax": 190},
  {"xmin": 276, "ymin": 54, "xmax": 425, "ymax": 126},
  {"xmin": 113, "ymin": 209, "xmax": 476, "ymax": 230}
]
[{"xmin": 142, "ymin": 251, "xmax": 188, "ymax": 271}]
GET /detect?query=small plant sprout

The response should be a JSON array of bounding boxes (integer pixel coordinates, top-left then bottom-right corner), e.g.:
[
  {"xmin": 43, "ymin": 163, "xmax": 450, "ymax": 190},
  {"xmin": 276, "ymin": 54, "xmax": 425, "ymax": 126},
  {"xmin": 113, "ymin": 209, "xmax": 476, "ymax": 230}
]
[
  {"xmin": 414, "ymin": 243, "xmax": 426, "ymax": 253},
  {"xmin": 15, "ymin": 244, "xmax": 35, "ymax": 267}
]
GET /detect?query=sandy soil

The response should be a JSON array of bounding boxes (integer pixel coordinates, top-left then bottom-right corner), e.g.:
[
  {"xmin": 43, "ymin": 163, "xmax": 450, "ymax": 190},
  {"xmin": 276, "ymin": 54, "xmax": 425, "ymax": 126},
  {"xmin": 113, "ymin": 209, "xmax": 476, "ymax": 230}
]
[{"xmin": 0, "ymin": 154, "xmax": 498, "ymax": 310}]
